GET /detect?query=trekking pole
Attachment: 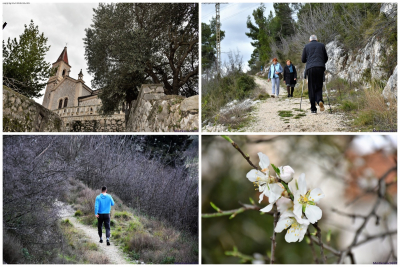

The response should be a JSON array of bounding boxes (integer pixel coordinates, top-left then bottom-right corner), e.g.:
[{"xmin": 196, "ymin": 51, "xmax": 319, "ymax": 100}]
[
  {"xmin": 324, "ymin": 81, "xmax": 332, "ymax": 114},
  {"xmin": 300, "ymin": 79, "xmax": 305, "ymax": 111}
]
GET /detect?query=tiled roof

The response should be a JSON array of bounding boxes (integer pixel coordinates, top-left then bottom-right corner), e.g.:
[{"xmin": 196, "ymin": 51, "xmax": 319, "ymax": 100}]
[{"xmin": 55, "ymin": 47, "xmax": 69, "ymax": 65}]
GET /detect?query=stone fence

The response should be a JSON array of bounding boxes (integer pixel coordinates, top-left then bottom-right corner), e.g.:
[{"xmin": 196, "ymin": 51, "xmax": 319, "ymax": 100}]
[{"xmin": 126, "ymin": 84, "xmax": 199, "ymax": 132}]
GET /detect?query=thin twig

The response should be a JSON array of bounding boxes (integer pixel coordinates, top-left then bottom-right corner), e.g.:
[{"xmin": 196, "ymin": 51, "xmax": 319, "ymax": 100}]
[
  {"xmin": 307, "ymin": 230, "xmax": 319, "ymax": 263},
  {"xmin": 220, "ymin": 135, "xmax": 262, "ymax": 172},
  {"xmin": 202, "ymin": 203, "xmax": 271, "ymax": 218},
  {"xmin": 270, "ymin": 206, "xmax": 278, "ymax": 264},
  {"xmin": 313, "ymin": 222, "xmax": 327, "ymax": 263}
]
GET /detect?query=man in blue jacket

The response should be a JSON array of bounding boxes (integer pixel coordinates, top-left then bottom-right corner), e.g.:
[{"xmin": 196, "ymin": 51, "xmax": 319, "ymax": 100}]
[
  {"xmin": 301, "ymin": 34, "xmax": 328, "ymax": 114},
  {"xmin": 95, "ymin": 186, "xmax": 115, "ymax": 245}
]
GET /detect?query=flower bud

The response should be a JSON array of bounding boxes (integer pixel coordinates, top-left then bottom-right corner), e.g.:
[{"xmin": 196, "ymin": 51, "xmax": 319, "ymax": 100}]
[{"xmin": 279, "ymin": 166, "xmax": 295, "ymax": 183}]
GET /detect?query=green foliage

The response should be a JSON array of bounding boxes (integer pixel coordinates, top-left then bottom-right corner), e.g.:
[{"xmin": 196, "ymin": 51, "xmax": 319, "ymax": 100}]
[
  {"xmin": 160, "ymin": 256, "xmax": 175, "ymax": 264},
  {"xmin": 340, "ymin": 100, "xmax": 358, "ymax": 112},
  {"xmin": 362, "ymin": 68, "xmax": 372, "ymax": 81},
  {"xmin": 202, "ymin": 18, "xmax": 225, "ymax": 72},
  {"xmin": 84, "ymin": 3, "xmax": 198, "ymax": 114},
  {"xmin": 202, "ymin": 72, "xmax": 257, "ymax": 123},
  {"xmin": 270, "ymin": 164, "xmax": 280, "ymax": 175},
  {"xmin": 3, "ymin": 20, "xmax": 52, "ymax": 98}
]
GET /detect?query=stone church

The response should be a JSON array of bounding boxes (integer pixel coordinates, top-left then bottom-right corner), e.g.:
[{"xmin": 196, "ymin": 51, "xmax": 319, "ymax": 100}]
[
  {"xmin": 42, "ymin": 47, "xmax": 101, "ymax": 112},
  {"xmin": 3, "ymin": 46, "xmax": 199, "ymax": 132},
  {"xmin": 41, "ymin": 47, "xmax": 126, "ymax": 131}
]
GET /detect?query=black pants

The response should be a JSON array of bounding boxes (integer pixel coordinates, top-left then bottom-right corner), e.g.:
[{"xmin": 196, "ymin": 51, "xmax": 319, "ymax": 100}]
[
  {"xmin": 97, "ymin": 213, "xmax": 110, "ymax": 238},
  {"xmin": 307, "ymin": 67, "xmax": 324, "ymax": 111}
]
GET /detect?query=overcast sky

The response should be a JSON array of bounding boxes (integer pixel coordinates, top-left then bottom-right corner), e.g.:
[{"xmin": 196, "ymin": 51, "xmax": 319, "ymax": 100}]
[
  {"xmin": 201, "ymin": 3, "xmax": 273, "ymax": 72},
  {"xmin": 3, "ymin": 3, "xmax": 99, "ymax": 104}
]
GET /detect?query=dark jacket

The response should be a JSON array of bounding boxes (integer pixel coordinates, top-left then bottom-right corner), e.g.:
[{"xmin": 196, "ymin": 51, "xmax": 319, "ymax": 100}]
[
  {"xmin": 304, "ymin": 67, "xmax": 325, "ymax": 82},
  {"xmin": 301, "ymin": 40, "xmax": 328, "ymax": 71},
  {"xmin": 283, "ymin": 64, "xmax": 297, "ymax": 85}
]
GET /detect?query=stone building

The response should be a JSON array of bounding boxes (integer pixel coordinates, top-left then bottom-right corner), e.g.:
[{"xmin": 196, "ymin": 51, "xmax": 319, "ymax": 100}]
[{"xmin": 41, "ymin": 47, "xmax": 126, "ymax": 131}]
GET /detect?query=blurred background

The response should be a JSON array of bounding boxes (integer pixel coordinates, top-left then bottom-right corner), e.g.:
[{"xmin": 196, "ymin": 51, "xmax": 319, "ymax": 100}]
[{"xmin": 202, "ymin": 135, "xmax": 397, "ymax": 264}]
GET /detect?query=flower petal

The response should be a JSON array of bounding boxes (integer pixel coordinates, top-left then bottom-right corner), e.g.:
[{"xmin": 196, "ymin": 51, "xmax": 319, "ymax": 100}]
[
  {"xmin": 298, "ymin": 173, "xmax": 307, "ymax": 195},
  {"xmin": 276, "ymin": 197, "xmax": 293, "ymax": 214},
  {"xmin": 275, "ymin": 217, "xmax": 294, "ymax": 233},
  {"xmin": 293, "ymin": 194, "xmax": 303, "ymax": 219},
  {"xmin": 258, "ymin": 152, "xmax": 270, "ymax": 171},
  {"xmin": 260, "ymin": 203, "xmax": 273, "ymax": 213},
  {"xmin": 258, "ymin": 191, "xmax": 266, "ymax": 203},
  {"xmin": 309, "ymin": 188, "xmax": 325, "ymax": 203},
  {"xmin": 280, "ymin": 210, "xmax": 295, "ymax": 219},
  {"xmin": 294, "ymin": 214, "xmax": 310, "ymax": 225},
  {"xmin": 246, "ymin": 169, "xmax": 260, "ymax": 182},
  {"xmin": 297, "ymin": 223, "xmax": 309, "ymax": 242},
  {"xmin": 305, "ymin": 205, "xmax": 322, "ymax": 224},
  {"xmin": 269, "ymin": 183, "xmax": 284, "ymax": 203},
  {"xmin": 285, "ymin": 227, "xmax": 299, "ymax": 243}
]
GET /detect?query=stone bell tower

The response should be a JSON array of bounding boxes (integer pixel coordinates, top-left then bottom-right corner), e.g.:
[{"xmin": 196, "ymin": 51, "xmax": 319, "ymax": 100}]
[{"xmin": 42, "ymin": 47, "xmax": 71, "ymax": 109}]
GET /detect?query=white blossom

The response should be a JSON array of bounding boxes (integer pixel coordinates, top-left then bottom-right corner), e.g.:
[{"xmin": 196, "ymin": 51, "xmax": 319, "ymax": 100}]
[
  {"xmin": 274, "ymin": 210, "xmax": 310, "ymax": 243},
  {"xmin": 293, "ymin": 173, "xmax": 325, "ymax": 224}
]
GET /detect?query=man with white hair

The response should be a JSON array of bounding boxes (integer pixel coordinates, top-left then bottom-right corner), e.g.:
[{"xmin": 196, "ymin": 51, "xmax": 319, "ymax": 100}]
[{"xmin": 301, "ymin": 34, "xmax": 328, "ymax": 114}]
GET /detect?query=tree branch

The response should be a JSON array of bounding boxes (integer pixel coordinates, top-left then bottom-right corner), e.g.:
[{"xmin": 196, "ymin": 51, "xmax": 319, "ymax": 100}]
[{"xmin": 270, "ymin": 206, "xmax": 278, "ymax": 264}]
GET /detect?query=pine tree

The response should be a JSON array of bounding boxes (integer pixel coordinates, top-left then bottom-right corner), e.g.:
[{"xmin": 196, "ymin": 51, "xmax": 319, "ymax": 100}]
[
  {"xmin": 3, "ymin": 20, "xmax": 52, "ymax": 98},
  {"xmin": 201, "ymin": 17, "xmax": 225, "ymax": 73}
]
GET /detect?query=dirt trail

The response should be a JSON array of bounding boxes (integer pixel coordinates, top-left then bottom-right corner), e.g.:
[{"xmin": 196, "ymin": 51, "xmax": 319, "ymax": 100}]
[
  {"xmin": 57, "ymin": 202, "xmax": 131, "ymax": 264},
  {"xmin": 242, "ymin": 76, "xmax": 350, "ymax": 132}
]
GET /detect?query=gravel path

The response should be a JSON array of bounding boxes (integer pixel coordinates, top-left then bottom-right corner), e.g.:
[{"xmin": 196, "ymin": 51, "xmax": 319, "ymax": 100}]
[
  {"xmin": 57, "ymin": 201, "xmax": 132, "ymax": 264},
  {"xmin": 242, "ymin": 76, "xmax": 350, "ymax": 132}
]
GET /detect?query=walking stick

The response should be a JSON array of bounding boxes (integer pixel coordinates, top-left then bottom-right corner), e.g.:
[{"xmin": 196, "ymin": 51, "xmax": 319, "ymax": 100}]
[
  {"xmin": 324, "ymin": 81, "xmax": 332, "ymax": 114},
  {"xmin": 300, "ymin": 79, "xmax": 305, "ymax": 111}
]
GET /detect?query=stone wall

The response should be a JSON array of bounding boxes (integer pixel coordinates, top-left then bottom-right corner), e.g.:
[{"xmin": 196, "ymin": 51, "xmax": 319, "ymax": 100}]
[
  {"xmin": 383, "ymin": 65, "xmax": 397, "ymax": 100},
  {"xmin": 3, "ymin": 86, "xmax": 64, "ymax": 132},
  {"xmin": 63, "ymin": 114, "xmax": 125, "ymax": 132},
  {"xmin": 55, "ymin": 105, "xmax": 125, "ymax": 132},
  {"xmin": 126, "ymin": 84, "xmax": 199, "ymax": 132},
  {"xmin": 325, "ymin": 37, "xmax": 387, "ymax": 82}
]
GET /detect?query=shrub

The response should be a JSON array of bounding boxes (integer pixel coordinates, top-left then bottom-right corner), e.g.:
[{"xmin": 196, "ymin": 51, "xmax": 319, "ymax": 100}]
[
  {"xmin": 340, "ymin": 100, "xmax": 358, "ymax": 111},
  {"xmin": 61, "ymin": 219, "xmax": 73, "ymax": 226},
  {"xmin": 3, "ymin": 232, "xmax": 24, "ymax": 264},
  {"xmin": 161, "ymin": 256, "xmax": 175, "ymax": 264},
  {"xmin": 74, "ymin": 210, "xmax": 83, "ymax": 217},
  {"xmin": 128, "ymin": 232, "xmax": 159, "ymax": 252},
  {"xmin": 114, "ymin": 211, "xmax": 131, "ymax": 220}
]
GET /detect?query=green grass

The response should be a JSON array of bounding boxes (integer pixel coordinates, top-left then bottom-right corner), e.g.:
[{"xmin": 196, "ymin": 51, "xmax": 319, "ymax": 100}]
[
  {"xmin": 294, "ymin": 113, "xmax": 307, "ymax": 119},
  {"xmin": 278, "ymin": 110, "xmax": 293, "ymax": 118},
  {"xmin": 114, "ymin": 211, "xmax": 131, "ymax": 220}
]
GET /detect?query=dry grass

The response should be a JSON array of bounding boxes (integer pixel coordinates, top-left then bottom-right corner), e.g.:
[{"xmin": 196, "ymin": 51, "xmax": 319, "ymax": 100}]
[
  {"xmin": 216, "ymin": 104, "xmax": 253, "ymax": 130},
  {"xmin": 64, "ymin": 178, "xmax": 198, "ymax": 264},
  {"xmin": 58, "ymin": 218, "xmax": 110, "ymax": 264},
  {"xmin": 354, "ymin": 82, "xmax": 397, "ymax": 131}
]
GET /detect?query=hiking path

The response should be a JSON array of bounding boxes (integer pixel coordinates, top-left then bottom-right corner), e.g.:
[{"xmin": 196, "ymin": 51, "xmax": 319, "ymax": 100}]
[
  {"xmin": 242, "ymin": 76, "xmax": 350, "ymax": 132},
  {"xmin": 57, "ymin": 201, "xmax": 133, "ymax": 264}
]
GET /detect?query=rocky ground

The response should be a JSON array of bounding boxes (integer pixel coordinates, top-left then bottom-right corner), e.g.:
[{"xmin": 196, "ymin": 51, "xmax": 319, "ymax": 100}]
[{"xmin": 202, "ymin": 76, "xmax": 351, "ymax": 132}]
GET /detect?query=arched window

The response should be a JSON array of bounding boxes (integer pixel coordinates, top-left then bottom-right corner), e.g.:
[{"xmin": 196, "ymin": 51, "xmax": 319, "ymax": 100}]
[
  {"xmin": 63, "ymin": 98, "xmax": 68, "ymax": 108},
  {"xmin": 58, "ymin": 99, "xmax": 63, "ymax": 109},
  {"xmin": 62, "ymin": 69, "xmax": 66, "ymax": 76}
]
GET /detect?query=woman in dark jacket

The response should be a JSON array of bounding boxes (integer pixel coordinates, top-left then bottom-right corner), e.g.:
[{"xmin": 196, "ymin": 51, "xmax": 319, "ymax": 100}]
[{"xmin": 283, "ymin": 59, "xmax": 297, "ymax": 97}]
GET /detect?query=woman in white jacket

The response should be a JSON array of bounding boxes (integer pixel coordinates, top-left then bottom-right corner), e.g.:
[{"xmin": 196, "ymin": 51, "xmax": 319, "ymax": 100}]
[{"xmin": 267, "ymin": 58, "xmax": 283, "ymax": 98}]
